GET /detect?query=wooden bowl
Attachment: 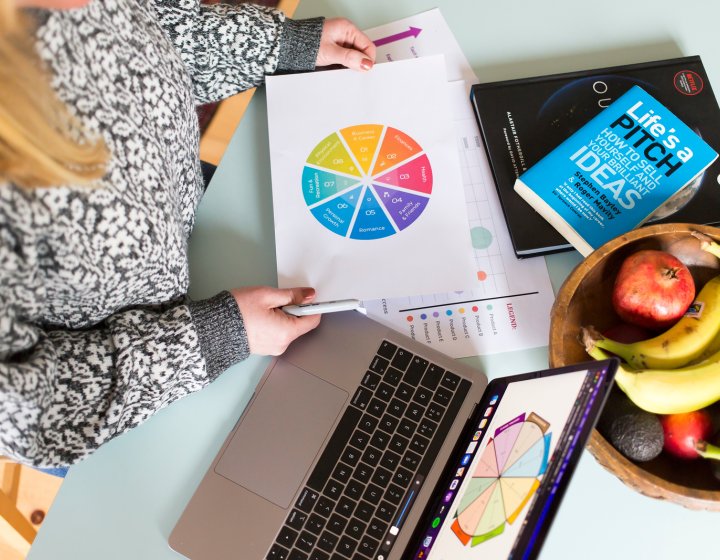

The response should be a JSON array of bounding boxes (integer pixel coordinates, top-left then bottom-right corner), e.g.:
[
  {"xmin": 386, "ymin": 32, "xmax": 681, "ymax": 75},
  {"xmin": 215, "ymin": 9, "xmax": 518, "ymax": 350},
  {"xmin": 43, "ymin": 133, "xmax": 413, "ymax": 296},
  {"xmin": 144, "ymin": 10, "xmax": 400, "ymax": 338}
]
[{"xmin": 549, "ymin": 223, "xmax": 720, "ymax": 510}]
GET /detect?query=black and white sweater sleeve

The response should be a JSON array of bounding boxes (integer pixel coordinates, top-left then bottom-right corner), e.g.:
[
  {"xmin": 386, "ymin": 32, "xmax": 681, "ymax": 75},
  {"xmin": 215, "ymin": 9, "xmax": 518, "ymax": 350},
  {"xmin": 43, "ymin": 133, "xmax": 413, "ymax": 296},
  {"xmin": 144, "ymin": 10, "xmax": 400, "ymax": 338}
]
[{"xmin": 151, "ymin": 0, "xmax": 324, "ymax": 104}]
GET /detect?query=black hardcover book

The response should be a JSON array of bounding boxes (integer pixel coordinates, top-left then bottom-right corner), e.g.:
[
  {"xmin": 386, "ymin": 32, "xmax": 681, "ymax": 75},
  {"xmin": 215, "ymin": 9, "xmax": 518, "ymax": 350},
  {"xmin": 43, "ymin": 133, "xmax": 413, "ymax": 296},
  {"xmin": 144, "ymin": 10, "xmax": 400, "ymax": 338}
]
[{"xmin": 471, "ymin": 56, "xmax": 720, "ymax": 257}]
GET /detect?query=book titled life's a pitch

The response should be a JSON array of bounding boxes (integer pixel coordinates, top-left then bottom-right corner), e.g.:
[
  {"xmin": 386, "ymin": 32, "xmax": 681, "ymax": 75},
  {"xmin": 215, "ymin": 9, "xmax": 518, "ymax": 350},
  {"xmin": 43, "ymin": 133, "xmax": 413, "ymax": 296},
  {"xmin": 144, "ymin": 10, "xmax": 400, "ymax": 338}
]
[{"xmin": 514, "ymin": 85, "xmax": 718, "ymax": 256}]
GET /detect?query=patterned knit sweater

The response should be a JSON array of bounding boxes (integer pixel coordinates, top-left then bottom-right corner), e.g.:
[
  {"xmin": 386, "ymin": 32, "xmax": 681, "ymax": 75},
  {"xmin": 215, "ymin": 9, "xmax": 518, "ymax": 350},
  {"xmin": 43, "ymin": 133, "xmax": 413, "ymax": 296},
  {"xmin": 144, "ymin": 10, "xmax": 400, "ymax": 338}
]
[{"xmin": 0, "ymin": 0, "xmax": 323, "ymax": 467}]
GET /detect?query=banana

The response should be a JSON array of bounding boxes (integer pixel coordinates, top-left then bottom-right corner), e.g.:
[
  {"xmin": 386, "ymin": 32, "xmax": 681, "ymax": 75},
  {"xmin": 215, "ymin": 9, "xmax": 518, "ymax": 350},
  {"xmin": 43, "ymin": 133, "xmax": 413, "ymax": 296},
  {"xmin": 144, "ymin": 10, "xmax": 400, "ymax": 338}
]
[
  {"xmin": 581, "ymin": 327, "xmax": 720, "ymax": 414},
  {"xmin": 588, "ymin": 274, "xmax": 720, "ymax": 369},
  {"xmin": 696, "ymin": 441, "xmax": 720, "ymax": 460},
  {"xmin": 692, "ymin": 230, "xmax": 720, "ymax": 259}
]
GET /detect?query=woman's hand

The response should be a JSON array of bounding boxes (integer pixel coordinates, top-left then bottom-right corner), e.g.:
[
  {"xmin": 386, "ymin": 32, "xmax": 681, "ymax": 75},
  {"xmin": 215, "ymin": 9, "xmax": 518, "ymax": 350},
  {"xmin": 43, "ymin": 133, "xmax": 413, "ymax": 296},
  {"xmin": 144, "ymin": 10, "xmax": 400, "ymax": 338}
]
[
  {"xmin": 315, "ymin": 17, "xmax": 376, "ymax": 72},
  {"xmin": 231, "ymin": 286, "xmax": 321, "ymax": 356}
]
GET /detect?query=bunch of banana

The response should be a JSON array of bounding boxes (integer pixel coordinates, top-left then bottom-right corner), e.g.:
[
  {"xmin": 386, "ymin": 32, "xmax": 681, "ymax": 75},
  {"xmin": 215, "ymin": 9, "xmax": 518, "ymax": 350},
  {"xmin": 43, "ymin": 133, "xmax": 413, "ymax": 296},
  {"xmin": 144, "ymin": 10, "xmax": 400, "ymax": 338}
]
[{"xmin": 580, "ymin": 232, "xmax": 720, "ymax": 415}]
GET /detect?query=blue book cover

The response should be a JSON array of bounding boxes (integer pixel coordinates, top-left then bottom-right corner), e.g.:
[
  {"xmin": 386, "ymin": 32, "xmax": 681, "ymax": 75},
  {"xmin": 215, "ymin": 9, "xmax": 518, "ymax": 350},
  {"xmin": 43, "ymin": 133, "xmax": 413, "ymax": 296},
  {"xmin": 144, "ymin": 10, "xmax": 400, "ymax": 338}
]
[{"xmin": 513, "ymin": 85, "xmax": 718, "ymax": 255}]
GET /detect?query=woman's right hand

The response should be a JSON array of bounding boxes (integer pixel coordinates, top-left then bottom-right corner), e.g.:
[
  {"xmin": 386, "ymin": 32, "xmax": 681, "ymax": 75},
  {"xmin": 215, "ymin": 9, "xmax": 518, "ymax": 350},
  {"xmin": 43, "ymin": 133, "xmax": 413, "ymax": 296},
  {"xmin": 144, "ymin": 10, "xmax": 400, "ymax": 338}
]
[{"xmin": 230, "ymin": 286, "xmax": 321, "ymax": 356}]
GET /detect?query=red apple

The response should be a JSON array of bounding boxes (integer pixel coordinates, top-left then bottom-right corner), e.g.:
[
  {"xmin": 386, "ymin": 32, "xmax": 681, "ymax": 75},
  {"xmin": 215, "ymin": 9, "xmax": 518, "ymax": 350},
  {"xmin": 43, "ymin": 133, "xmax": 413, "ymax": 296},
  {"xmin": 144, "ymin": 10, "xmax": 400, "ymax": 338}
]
[
  {"xmin": 660, "ymin": 410, "xmax": 713, "ymax": 460},
  {"xmin": 612, "ymin": 250, "xmax": 695, "ymax": 331}
]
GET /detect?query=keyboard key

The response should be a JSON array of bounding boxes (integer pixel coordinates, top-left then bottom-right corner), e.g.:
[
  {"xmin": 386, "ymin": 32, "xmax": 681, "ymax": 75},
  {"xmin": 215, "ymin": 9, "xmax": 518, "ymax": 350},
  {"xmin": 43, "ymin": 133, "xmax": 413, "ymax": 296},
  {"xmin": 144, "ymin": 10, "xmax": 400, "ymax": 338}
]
[
  {"xmin": 367, "ymin": 398, "xmax": 386, "ymax": 418},
  {"xmin": 441, "ymin": 371, "xmax": 461, "ymax": 391},
  {"xmin": 340, "ymin": 446, "xmax": 361, "ymax": 466},
  {"xmin": 366, "ymin": 518, "xmax": 387, "ymax": 540},
  {"xmin": 369, "ymin": 430, "xmax": 390, "ymax": 450},
  {"xmin": 351, "ymin": 387, "xmax": 372, "ymax": 410},
  {"xmin": 406, "ymin": 402, "xmax": 424, "ymax": 422},
  {"xmin": 354, "ymin": 500, "xmax": 375, "ymax": 522},
  {"xmin": 276, "ymin": 526, "xmax": 298, "ymax": 549},
  {"xmin": 346, "ymin": 517, "xmax": 367, "ymax": 541},
  {"xmin": 386, "ymin": 398, "xmax": 407, "ymax": 418},
  {"xmin": 383, "ymin": 367, "xmax": 403, "ymax": 386},
  {"xmin": 317, "ymin": 531, "xmax": 338, "ymax": 552},
  {"xmin": 344, "ymin": 478, "xmax": 364, "ymax": 502},
  {"xmin": 397, "ymin": 418, "xmax": 416, "ymax": 439},
  {"xmin": 393, "ymin": 467, "xmax": 414, "ymax": 487},
  {"xmin": 337, "ymin": 496, "xmax": 357, "ymax": 518},
  {"xmin": 288, "ymin": 549, "xmax": 308, "ymax": 560},
  {"xmin": 369, "ymin": 355, "xmax": 389, "ymax": 375},
  {"xmin": 385, "ymin": 483, "xmax": 404, "ymax": 505},
  {"xmin": 375, "ymin": 500, "xmax": 394, "ymax": 523},
  {"xmin": 410, "ymin": 434, "xmax": 430, "ymax": 455},
  {"xmin": 404, "ymin": 356, "xmax": 428, "ymax": 385},
  {"xmin": 295, "ymin": 488, "xmax": 319, "ymax": 513},
  {"xmin": 327, "ymin": 513, "xmax": 347, "ymax": 535},
  {"xmin": 314, "ymin": 496, "xmax": 335, "ymax": 518},
  {"xmin": 360, "ymin": 371, "xmax": 381, "ymax": 391},
  {"xmin": 433, "ymin": 386, "xmax": 453, "ymax": 407},
  {"xmin": 358, "ymin": 414, "xmax": 378, "ymax": 434},
  {"xmin": 379, "ymin": 450, "xmax": 401, "ymax": 471},
  {"xmin": 353, "ymin": 463, "xmax": 373, "ymax": 484},
  {"xmin": 377, "ymin": 340, "xmax": 397, "ymax": 360},
  {"xmin": 412, "ymin": 386, "xmax": 433, "ymax": 407},
  {"xmin": 391, "ymin": 348, "xmax": 413, "ymax": 370},
  {"xmin": 267, "ymin": 543, "xmax": 289, "ymax": 560},
  {"xmin": 394, "ymin": 382, "xmax": 414, "ymax": 402},
  {"xmin": 378, "ymin": 414, "xmax": 399, "ymax": 434},
  {"xmin": 363, "ymin": 483, "xmax": 383, "ymax": 504},
  {"xmin": 375, "ymin": 382, "xmax": 394, "ymax": 402},
  {"xmin": 357, "ymin": 536, "xmax": 380, "ymax": 559},
  {"xmin": 425, "ymin": 403, "xmax": 444, "ymax": 421},
  {"xmin": 286, "ymin": 509, "xmax": 307, "ymax": 531},
  {"xmin": 296, "ymin": 531, "xmax": 317, "ymax": 553},
  {"xmin": 361, "ymin": 446, "xmax": 382, "ymax": 467},
  {"xmin": 371, "ymin": 466, "xmax": 392, "ymax": 488},
  {"xmin": 417, "ymin": 418, "xmax": 437, "ymax": 439},
  {"xmin": 309, "ymin": 550, "xmax": 329, "ymax": 560},
  {"xmin": 337, "ymin": 535, "xmax": 359, "ymax": 557},
  {"xmin": 401, "ymin": 451, "xmax": 421, "ymax": 471},
  {"xmin": 389, "ymin": 434, "xmax": 409, "ymax": 454},
  {"xmin": 324, "ymin": 479, "xmax": 344, "ymax": 501},
  {"xmin": 420, "ymin": 364, "xmax": 444, "ymax": 390},
  {"xmin": 306, "ymin": 513, "xmax": 326, "ymax": 535},
  {"xmin": 332, "ymin": 462, "xmax": 353, "ymax": 484}
]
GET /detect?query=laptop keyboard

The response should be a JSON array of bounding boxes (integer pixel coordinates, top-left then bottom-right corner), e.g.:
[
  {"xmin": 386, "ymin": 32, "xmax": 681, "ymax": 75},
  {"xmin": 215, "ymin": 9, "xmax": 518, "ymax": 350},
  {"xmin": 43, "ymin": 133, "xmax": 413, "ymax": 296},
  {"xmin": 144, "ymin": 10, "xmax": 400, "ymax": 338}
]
[{"xmin": 266, "ymin": 339, "xmax": 471, "ymax": 560}]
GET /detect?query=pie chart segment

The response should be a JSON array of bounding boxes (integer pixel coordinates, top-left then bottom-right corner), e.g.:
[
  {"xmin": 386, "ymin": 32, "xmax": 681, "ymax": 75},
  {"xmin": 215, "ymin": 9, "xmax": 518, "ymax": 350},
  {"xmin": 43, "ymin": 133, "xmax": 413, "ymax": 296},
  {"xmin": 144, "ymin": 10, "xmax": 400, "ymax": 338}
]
[
  {"xmin": 493, "ymin": 420, "xmax": 524, "ymax": 473},
  {"xmin": 374, "ymin": 153, "xmax": 433, "ymax": 195},
  {"xmin": 500, "ymin": 477, "xmax": 540, "ymax": 524},
  {"xmin": 472, "ymin": 438, "xmax": 499, "ymax": 478},
  {"xmin": 371, "ymin": 127, "xmax": 423, "ymax": 175},
  {"xmin": 349, "ymin": 188, "xmax": 396, "ymax": 240},
  {"xmin": 310, "ymin": 185, "xmax": 363, "ymax": 237},
  {"xmin": 340, "ymin": 124, "xmax": 384, "ymax": 174},
  {"xmin": 302, "ymin": 166, "xmax": 361, "ymax": 206},
  {"xmin": 503, "ymin": 437, "xmax": 547, "ymax": 478},
  {"xmin": 372, "ymin": 185, "xmax": 429, "ymax": 231},
  {"xmin": 457, "ymin": 480, "xmax": 498, "ymax": 535},
  {"xmin": 306, "ymin": 132, "xmax": 361, "ymax": 177},
  {"xmin": 457, "ymin": 477, "xmax": 496, "ymax": 516},
  {"xmin": 471, "ymin": 482, "xmax": 506, "ymax": 545}
]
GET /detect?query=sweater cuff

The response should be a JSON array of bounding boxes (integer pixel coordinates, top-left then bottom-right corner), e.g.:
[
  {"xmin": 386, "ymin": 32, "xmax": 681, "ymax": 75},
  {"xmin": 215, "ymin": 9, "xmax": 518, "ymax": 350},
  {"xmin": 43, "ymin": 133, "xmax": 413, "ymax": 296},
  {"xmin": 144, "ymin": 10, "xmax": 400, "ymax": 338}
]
[
  {"xmin": 277, "ymin": 17, "xmax": 324, "ymax": 72},
  {"xmin": 188, "ymin": 291, "xmax": 249, "ymax": 379}
]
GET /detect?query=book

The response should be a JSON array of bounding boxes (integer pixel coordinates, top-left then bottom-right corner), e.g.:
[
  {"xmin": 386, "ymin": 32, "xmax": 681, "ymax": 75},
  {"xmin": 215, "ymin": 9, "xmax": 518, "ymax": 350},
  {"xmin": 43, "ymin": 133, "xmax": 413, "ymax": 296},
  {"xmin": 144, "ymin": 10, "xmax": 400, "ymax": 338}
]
[
  {"xmin": 470, "ymin": 56, "xmax": 720, "ymax": 257},
  {"xmin": 513, "ymin": 85, "xmax": 718, "ymax": 256}
]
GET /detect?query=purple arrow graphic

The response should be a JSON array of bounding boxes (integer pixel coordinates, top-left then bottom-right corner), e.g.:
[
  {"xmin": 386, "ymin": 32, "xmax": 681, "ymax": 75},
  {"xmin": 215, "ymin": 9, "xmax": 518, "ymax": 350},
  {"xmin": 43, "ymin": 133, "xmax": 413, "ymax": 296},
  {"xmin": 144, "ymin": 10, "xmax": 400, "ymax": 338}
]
[{"xmin": 373, "ymin": 26, "xmax": 422, "ymax": 47}]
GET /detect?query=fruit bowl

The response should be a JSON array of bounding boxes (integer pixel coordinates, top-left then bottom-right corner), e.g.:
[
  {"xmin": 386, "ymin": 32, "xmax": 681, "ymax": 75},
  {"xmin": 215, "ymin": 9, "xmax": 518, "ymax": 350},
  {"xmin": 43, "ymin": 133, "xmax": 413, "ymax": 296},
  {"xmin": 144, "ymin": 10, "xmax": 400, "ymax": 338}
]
[{"xmin": 549, "ymin": 223, "xmax": 720, "ymax": 510}]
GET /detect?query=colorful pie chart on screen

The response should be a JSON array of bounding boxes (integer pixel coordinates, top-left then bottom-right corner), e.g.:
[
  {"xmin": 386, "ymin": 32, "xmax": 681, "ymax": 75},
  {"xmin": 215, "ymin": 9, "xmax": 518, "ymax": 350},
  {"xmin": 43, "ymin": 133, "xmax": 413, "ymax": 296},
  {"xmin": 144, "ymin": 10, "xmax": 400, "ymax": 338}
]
[
  {"xmin": 302, "ymin": 124, "xmax": 433, "ymax": 240},
  {"xmin": 451, "ymin": 412, "xmax": 551, "ymax": 547}
]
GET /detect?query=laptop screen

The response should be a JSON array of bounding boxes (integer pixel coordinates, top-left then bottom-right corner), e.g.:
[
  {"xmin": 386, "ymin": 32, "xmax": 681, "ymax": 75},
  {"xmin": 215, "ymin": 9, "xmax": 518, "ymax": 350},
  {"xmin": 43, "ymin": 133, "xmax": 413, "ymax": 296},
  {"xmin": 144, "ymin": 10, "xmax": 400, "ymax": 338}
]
[{"xmin": 406, "ymin": 359, "xmax": 617, "ymax": 560}]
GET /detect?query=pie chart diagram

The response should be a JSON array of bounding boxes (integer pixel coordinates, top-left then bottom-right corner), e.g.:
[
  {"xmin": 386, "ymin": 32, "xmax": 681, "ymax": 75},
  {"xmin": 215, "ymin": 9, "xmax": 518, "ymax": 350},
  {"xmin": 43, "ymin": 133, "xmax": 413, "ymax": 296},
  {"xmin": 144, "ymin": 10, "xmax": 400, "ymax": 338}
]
[
  {"xmin": 451, "ymin": 412, "xmax": 551, "ymax": 547},
  {"xmin": 301, "ymin": 124, "xmax": 433, "ymax": 240}
]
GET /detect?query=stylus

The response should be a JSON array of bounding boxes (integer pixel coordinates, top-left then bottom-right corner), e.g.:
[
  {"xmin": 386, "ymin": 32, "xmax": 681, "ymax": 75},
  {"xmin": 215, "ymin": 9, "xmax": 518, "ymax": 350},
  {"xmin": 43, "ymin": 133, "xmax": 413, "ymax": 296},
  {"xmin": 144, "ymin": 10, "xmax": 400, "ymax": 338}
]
[{"xmin": 282, "ymin": 299, "xmax": 362, "ymax": 316}]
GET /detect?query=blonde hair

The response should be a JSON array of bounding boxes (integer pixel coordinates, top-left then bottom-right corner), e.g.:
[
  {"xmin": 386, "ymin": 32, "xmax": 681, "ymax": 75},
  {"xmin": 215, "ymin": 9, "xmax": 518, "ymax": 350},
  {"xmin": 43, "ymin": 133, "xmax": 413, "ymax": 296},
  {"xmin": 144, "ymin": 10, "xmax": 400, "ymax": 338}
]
[{"xmin": 0, "ymin": 3, "xmax": 108, "ymax": 188}]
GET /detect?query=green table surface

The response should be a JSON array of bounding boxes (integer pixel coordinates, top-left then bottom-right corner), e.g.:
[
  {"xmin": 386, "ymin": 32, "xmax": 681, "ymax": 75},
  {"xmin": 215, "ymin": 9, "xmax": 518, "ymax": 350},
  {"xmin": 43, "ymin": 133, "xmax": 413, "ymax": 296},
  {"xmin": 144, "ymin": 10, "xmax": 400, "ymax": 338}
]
[{"xmin": 28, "ymin": 1, "xmax": 720, "ymax": 559}]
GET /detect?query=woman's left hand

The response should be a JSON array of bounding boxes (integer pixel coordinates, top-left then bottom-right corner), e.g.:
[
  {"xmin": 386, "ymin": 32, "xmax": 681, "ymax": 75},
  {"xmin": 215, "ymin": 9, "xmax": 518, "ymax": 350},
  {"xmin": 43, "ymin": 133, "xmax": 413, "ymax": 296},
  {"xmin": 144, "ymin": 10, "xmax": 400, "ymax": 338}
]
[{"xmin": 315, "ymin": 17, "xmax": 376, "ymax": 72}]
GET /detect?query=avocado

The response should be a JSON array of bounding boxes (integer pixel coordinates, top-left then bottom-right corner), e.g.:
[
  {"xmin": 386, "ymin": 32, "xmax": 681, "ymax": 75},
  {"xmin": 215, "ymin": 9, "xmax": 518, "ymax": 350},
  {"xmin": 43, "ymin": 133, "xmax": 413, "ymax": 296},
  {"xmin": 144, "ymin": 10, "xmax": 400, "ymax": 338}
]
[{"xmin": 598, "ymin": 387, "xmax": 664, "ymax": 462}]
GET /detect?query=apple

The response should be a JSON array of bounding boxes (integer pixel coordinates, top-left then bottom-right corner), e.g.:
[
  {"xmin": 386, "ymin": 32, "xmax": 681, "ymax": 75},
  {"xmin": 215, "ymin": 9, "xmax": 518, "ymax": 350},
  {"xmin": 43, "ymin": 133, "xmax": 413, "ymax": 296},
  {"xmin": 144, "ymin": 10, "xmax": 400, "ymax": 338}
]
[
  {"xmin": 660, "ymin": 409, "xmax": 713, "ymax": 460},
  {"xmin": 612, "ymin": 250, "xmax": 695, "ymax": 331}
]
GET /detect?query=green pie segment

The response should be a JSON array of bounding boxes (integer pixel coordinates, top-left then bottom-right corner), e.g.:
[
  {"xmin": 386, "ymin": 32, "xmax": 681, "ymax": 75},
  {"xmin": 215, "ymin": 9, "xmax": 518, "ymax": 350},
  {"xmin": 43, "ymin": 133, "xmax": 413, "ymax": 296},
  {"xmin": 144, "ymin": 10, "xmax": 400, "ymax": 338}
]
[{"xmin": 302, "ymin": 167, "xmax": 361, "ymax": 206}]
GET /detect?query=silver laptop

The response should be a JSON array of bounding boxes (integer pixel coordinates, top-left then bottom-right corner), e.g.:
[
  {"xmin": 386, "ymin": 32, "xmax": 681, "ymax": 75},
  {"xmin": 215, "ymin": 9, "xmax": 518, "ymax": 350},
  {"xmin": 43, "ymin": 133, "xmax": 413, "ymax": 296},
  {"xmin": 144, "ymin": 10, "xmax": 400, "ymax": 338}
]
[{"xmin": 169, "ymin": 311, "xmax": 616, "ymax": 560}]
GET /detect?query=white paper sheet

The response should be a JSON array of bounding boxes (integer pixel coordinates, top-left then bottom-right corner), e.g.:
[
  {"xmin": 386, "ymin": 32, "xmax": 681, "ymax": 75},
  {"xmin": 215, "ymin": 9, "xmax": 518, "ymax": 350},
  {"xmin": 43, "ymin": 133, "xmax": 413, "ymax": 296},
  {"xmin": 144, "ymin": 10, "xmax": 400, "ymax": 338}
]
[
  {"xmin": 360, "ymin": 11, "xmax": 556, "ymax": 358},
  {"xmin": 266, "ymin": 56, "xmax": 476, "ymax": 301}
]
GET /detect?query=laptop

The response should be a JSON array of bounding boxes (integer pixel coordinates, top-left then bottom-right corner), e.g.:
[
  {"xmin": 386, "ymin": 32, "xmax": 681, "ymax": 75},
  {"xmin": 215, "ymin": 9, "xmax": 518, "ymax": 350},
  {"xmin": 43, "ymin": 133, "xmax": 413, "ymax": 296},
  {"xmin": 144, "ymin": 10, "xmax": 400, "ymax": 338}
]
[{"xmin": 169, "ymin": 311, "xmax": 617, "ymax": 560}]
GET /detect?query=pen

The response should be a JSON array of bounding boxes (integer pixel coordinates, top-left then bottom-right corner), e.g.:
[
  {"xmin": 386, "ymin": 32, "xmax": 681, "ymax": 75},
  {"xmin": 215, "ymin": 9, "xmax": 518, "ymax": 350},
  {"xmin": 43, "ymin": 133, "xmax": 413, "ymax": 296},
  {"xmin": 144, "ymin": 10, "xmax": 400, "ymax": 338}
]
[{"xmin": 282, "ymin": 299, "xmax": 362, "ymax": 316}]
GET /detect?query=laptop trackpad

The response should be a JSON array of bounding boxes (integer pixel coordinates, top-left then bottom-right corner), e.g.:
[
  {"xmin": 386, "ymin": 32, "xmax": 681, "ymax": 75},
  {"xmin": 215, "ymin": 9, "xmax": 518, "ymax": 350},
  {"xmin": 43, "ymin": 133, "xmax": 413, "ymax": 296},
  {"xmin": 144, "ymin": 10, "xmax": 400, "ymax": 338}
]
[{"xmin": 214, "ymin": 361, "xmax": 348, "ymax": 509}]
